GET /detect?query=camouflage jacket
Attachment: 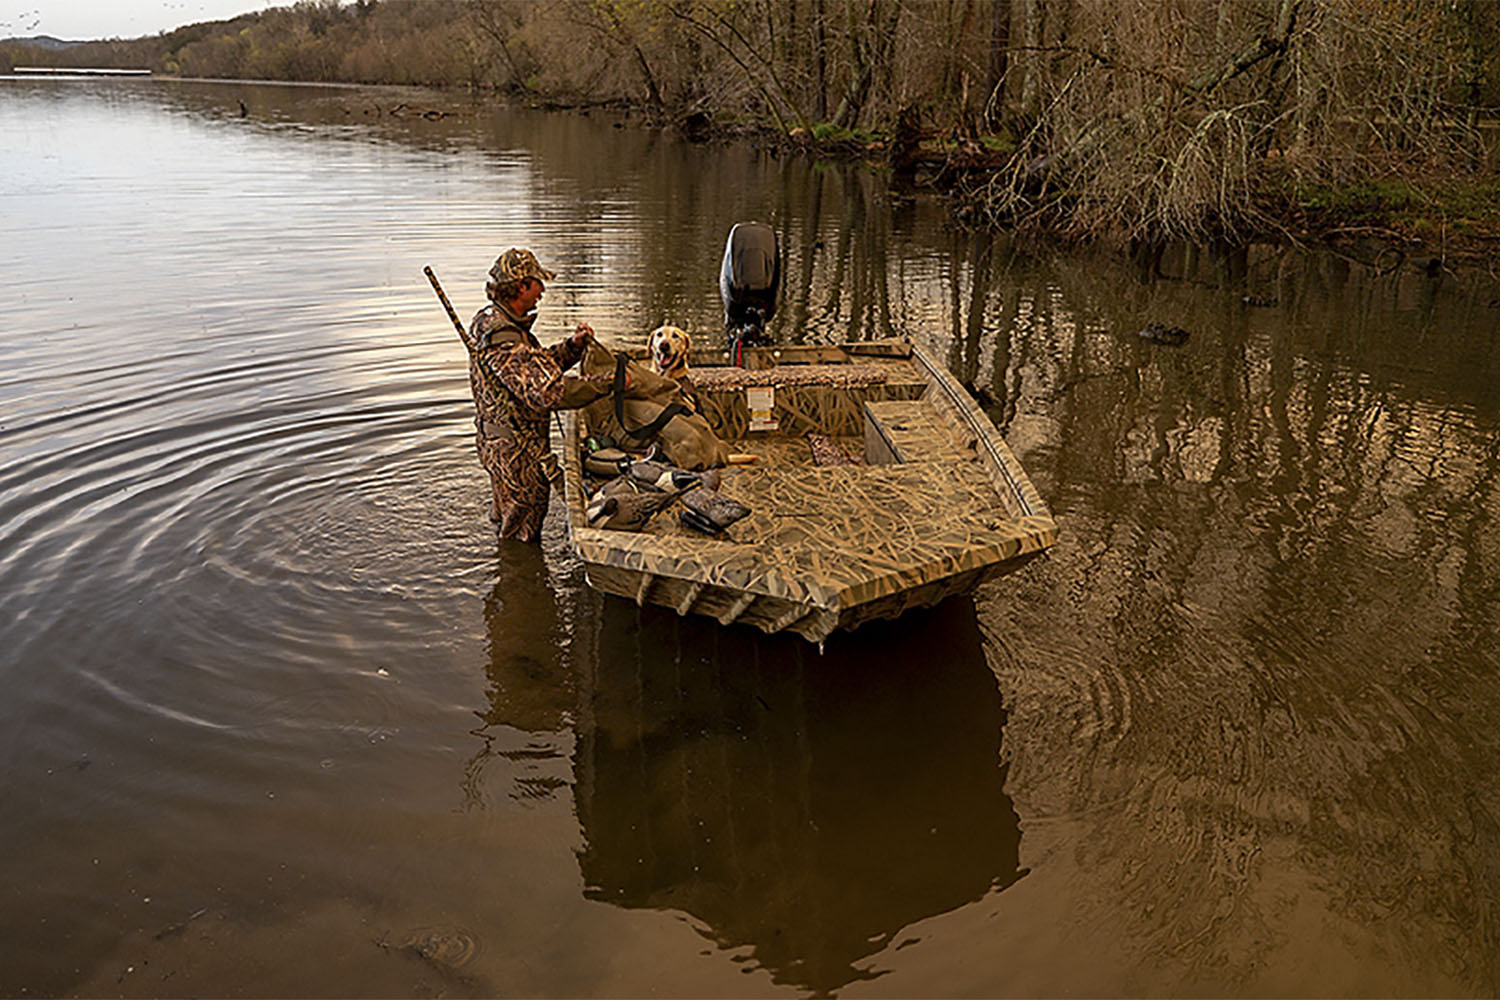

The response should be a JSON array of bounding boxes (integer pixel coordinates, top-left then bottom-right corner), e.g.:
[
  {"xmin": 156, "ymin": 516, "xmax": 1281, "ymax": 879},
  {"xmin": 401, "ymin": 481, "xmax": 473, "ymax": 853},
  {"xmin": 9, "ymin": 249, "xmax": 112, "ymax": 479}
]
[{"xmin": 466, "ymin": 302, "xmax": 611, "ymax": 454}]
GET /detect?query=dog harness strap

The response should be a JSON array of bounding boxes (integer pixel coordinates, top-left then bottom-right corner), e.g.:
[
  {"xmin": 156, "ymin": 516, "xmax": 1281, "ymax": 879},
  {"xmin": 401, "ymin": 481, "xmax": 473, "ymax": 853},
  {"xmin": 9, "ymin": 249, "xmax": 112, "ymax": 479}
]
[
  {"xmin": 612, "ymin": 354, "xmax": 690, "ymax": 441},
  {"xmin": 631, "ymin": 403, "xmax": 692, "ymax": 440},
  {"xmin": 612, "ymin": 354, "xmax": 630, "ymax": 429}
]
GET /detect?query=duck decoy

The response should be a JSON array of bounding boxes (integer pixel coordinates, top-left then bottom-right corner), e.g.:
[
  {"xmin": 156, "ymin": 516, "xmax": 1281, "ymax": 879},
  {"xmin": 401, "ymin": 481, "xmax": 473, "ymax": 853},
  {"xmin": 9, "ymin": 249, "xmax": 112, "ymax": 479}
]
[
  {"xmin": 585, "ymin": 487, "xmax": 680, "ymax": 532},
  {"xmin": 627, "ymin": 457, "xmax": 703, "ymax": 493}
]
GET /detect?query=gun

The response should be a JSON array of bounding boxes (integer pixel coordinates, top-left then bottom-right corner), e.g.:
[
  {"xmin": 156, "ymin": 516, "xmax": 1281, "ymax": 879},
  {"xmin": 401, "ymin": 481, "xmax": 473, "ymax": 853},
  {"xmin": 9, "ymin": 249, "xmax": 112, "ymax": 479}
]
[{"xmin": 424, "ymin": 265, "xmax": 474, "ymax": 352}]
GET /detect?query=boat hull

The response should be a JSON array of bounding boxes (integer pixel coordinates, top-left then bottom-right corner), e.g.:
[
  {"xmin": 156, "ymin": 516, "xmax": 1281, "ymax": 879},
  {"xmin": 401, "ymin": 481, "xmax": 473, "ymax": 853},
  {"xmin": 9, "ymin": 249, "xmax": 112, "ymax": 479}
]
[
  {"xmin": 560, "ymin": 340, "xmax": 1056, "ymax": 642},
  {"xmin": 581, "ymin": 558, "xmax": 1041, "ymax": 643}
]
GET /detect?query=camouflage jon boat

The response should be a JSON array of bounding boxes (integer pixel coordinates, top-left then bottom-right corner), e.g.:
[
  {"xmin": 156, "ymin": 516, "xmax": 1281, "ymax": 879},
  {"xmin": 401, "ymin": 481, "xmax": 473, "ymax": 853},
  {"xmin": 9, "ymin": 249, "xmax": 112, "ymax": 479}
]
[{"xmin": 559, "ymin": 339, "xmax": 1057, "ymax": 643}]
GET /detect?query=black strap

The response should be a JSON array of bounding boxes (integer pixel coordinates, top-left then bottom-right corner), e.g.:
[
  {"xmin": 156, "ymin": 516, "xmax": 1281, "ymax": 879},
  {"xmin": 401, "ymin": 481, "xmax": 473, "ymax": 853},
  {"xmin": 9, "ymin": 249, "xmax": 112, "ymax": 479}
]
[{"xmin": 613, "ymin": 354, "xmax": 690, "ymax": 440}]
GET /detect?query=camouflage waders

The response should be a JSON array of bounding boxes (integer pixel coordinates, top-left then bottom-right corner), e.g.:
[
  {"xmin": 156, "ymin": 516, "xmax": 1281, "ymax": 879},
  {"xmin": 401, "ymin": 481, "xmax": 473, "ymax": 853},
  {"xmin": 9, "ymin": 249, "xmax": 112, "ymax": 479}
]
[{"xmin": 467, "ymin": 302, "xmax": 610, "ymax": 542}]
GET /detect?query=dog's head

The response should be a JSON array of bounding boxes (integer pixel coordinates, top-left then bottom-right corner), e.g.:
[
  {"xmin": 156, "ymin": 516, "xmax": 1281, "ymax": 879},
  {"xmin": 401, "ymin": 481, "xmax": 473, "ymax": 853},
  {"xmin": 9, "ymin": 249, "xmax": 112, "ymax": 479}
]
[{"xmin": 648, "ymin": 324, "xmax": 692, "ymax": 378}]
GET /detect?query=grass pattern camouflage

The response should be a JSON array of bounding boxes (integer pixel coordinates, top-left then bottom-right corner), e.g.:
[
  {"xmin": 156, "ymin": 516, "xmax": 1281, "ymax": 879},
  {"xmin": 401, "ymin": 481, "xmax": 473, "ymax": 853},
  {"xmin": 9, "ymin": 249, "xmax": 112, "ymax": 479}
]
[{"xmin": 560, "ymin": 340, "xmax": 1057, "ymax": 642}]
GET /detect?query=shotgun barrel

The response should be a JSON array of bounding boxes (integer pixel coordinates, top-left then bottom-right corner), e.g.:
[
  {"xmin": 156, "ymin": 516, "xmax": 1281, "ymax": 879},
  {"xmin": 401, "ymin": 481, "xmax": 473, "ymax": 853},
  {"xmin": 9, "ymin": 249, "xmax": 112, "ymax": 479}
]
[{"xmin": 424, "ymin": 265, "xmax": 473, "ymax": 351}]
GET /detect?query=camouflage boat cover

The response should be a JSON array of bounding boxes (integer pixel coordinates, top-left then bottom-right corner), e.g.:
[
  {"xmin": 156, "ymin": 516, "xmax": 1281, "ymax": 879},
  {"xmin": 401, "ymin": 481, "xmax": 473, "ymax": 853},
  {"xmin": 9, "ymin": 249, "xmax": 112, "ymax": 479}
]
[{"xmin": 560, "ymin": 340, "xmax": 1057, "ymax": 642}]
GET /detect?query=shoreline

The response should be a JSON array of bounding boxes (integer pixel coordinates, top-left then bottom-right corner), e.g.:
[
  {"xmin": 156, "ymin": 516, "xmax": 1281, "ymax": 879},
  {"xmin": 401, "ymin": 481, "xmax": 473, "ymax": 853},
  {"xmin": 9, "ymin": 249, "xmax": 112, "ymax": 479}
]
[
  {"xmin": 13, "ymin": 71, "xmax": 1496, "ymax": 268},
  {"xmin": 502, "ymin": 90, "xmax": 1500, "ymax": 268}
]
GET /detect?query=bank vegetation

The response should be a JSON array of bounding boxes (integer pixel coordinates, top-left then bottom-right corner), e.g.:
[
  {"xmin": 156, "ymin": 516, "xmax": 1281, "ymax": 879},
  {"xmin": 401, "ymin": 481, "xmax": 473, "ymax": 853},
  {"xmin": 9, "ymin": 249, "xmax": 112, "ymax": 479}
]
[{"xmin": 5, "ymin": 0, "xmax": 1498, "ymax": 247}]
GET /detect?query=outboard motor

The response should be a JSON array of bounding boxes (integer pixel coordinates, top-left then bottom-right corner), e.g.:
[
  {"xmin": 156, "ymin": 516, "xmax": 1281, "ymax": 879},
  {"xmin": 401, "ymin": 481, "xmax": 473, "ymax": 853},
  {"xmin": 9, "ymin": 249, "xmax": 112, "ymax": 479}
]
[{"xmin": 719, "ymin": 221, "xmax": 779, "ymax": 365}]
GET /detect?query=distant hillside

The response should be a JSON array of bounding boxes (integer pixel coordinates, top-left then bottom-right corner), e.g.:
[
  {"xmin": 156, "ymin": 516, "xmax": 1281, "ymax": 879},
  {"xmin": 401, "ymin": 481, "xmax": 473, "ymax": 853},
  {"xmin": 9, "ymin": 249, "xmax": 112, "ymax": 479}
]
[{"xmin": 1, "ymin": 35, "xmax": 79, "ymax": 50}]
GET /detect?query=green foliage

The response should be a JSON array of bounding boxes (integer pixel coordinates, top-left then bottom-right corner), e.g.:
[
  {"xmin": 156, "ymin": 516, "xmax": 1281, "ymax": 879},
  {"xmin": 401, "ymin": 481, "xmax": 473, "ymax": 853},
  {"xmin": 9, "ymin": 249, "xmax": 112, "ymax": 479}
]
[
  {"xmin": 810, "ymin": 122, "xmax": 878, "ymax": 144},
  {"xmin": 1299, "ymin": 179, "xmax": 1425, "ymax": 214},
  {"xmin": 1298, "ymin": 178, "xmax": 1500, "ymax": 225}
]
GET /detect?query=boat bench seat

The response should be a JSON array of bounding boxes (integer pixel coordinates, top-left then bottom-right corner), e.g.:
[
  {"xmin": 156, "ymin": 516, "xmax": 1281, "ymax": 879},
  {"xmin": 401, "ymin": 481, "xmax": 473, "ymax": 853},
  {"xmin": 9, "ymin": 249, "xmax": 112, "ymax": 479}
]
[
  {"xmin": 862, "ymin": 399, "xmax": 964, "ymax": 464},
  {"xmin": 694, "ymin": 361, "xmax": 928, "ymax": 440}
]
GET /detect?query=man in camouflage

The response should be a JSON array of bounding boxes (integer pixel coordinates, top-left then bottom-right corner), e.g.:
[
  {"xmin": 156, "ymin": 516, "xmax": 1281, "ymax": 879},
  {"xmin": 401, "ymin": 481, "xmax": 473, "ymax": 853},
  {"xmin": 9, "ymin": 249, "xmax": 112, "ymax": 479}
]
[{"xmin": 467, "ymin": 248, "xmax": 617, "ymax": 542}]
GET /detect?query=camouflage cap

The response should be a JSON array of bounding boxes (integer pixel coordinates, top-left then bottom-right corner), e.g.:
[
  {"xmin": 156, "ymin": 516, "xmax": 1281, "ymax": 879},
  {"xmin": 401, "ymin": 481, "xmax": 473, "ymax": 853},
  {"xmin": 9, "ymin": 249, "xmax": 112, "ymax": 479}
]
[{"xmin": 489, "ymin": 247, "xmax": 556, "ymax": 285}]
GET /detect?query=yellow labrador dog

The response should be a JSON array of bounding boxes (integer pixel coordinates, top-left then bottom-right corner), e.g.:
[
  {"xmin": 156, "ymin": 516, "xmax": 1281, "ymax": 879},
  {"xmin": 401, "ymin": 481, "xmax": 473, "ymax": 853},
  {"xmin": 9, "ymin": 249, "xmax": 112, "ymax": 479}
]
[
  {"xmin": 580, "ymin": 340, "xmax": 756, "ymax": 470},
  {"xmin": 648, "ymin": 324, "xmax": 692, "ymax": 381},
  {"xmin": 648, "ymin": 323, "xmax": 702, "ymax": 415}
]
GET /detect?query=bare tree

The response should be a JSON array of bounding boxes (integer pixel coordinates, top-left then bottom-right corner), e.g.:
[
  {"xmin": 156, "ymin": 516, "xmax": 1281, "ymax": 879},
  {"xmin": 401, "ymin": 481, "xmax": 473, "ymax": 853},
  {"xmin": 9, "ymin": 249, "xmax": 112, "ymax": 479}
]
[
  {"xmin": 984, "ymin": 0, "xmax": 1012, "ymax": 129},
  {"xmin": 30, "ymin": 0, "xmax": 1492, "ymax": 243},
  {"xmin": 832, "ymin": 0, "xmax": 903, "ymax": 130},
  {"xmin": 813, "ymin": 0, "xmax": 830, "ymax": 120},
  {"xmin": 668, "ymin": 0, "xmax": 812, "ymax": 130},
  {"xmin": 1017, "ymin": 0, "xmax": 1043, "ymax": 124},
  {"xmin": 464, "ymin": 0, "xmax": 533, "ymax": 91}
]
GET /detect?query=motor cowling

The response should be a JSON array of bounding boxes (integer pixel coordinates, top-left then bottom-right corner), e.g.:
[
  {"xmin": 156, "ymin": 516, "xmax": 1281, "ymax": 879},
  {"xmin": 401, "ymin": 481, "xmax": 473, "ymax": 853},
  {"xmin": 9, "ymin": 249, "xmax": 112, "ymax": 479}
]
[{"xmin": 719, "ymin": 221, "xmax": 779, "ymax": 361}]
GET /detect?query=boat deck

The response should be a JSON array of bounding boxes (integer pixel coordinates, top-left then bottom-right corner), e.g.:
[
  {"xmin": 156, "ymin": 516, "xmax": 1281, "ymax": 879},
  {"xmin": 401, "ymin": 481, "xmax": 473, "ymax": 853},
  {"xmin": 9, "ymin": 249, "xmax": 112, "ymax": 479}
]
[{"xmin": 568, "ymin": 355, "xmax": 1048, "ymax": 613}]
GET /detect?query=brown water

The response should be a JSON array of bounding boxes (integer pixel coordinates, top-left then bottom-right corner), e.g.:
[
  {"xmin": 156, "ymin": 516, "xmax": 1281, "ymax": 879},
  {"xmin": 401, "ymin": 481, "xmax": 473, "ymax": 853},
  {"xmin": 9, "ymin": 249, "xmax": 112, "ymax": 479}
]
[{"xmin": 2, "ymin": 77, "xmax": 1499, "ymax": 998}]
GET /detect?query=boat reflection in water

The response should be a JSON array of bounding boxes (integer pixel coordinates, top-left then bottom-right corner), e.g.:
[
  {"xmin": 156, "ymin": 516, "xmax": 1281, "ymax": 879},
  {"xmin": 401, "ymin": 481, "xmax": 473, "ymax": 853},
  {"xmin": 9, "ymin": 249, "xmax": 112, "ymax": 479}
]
[{"xmin": 569, "ymin": 594, "xmax": 1022, "ymax": 995}]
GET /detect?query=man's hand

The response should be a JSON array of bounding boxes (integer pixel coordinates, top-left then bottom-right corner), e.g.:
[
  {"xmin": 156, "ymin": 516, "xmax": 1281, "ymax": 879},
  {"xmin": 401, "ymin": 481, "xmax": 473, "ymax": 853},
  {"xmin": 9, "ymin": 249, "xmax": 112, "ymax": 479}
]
[{"xmin": 570, "ymin": 322, "xmax": 595, "ymax": 347}]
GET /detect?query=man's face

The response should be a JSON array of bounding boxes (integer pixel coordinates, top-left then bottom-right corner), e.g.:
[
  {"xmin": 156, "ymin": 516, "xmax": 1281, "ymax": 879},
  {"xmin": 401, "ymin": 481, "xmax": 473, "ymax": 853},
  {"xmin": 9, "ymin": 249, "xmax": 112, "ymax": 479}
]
[{"xmin": 516, "ymin": 277, "xmax": 545, "ymax": 313}]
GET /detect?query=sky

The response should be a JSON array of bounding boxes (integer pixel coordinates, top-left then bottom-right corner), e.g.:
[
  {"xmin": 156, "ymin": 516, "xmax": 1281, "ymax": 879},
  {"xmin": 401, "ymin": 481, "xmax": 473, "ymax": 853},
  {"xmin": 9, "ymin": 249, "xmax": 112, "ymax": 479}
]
[{"xmin": 1, "ymin": 1, "xmax": 279, "ymax": 41}]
